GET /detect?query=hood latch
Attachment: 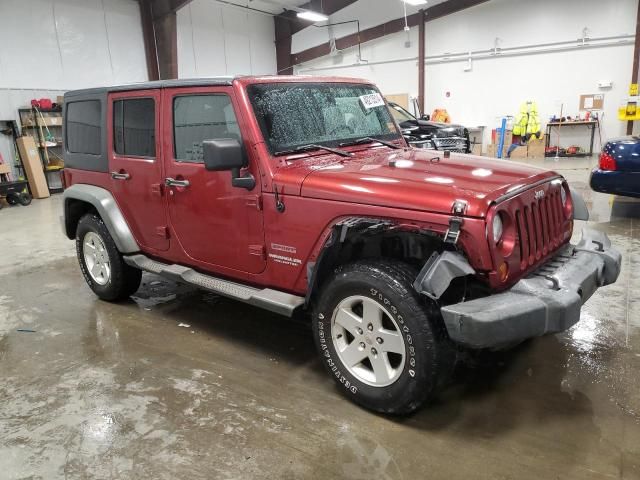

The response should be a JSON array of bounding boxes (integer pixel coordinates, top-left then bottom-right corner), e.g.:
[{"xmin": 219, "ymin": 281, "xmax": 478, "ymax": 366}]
[
  {"xmin": 444, "ymin": 200, "xmax": 468, "ymax": 245},
  {"xmin": 444, "ymin": 217, "xmax": 463, "ymax": 245}
]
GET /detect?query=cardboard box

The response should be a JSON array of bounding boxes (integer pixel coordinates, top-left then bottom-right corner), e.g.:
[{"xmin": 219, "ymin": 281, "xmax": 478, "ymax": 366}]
[
  {"xmin": 56, "ymin": 95, "xmax": 64, "ymax": 105},
  {"xmin": 472, "ymin": 144, "xmax": 482, "ymax": 156},
  {"xmin": 527, "ymin": 137, "xmax": 546, "ymax": 158},
  {"xmin": 0, "ymin": 164, "xmax": 11, "ymax": 176},
  {"xmin": 491, "ymin": 129, "xmax": 513, "ymax": 147},
  {"xmin": 486, "ymin": 144, "xmax": 507, "ymax": 158},
  {"xmin": 16, "ymin": 136, "xmax": 49, "ymax": 199},
  {"xmin": 510, "ymin": 146, "xmax": 528, "ymax": 159}
]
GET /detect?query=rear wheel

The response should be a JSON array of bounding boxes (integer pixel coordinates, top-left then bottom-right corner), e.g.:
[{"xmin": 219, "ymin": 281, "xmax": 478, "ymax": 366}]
[
  {"xmin": 312, "ymin": 260, "xmax": 452, "ymax": 415},
  {"xmin": 76, "ymin": 213, "xmax": 141, "ymax": 301}
]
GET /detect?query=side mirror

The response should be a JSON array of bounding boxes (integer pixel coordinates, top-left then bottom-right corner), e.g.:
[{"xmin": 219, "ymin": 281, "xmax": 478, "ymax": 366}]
[
  {"xmin": 203, "ymin": 138, "xmax": 246, "ymax": 171},
  {"xmin": 203, "ymin": 138, "xmax": 255, "ymax": 190},
  {"xmin": 421, "ymin": 114, "xmax": 431, "ymax": 121}
]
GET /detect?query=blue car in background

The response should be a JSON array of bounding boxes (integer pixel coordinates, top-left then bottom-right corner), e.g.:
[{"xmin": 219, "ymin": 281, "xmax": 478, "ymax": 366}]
[{"xmin": 591, "ymin": 137, "xmax": 640, "ymax": 198}]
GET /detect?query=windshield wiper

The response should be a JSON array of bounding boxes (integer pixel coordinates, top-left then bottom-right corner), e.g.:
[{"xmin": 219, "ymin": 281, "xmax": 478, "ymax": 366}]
[
  {"xmin": 339, "ymin": 137, "xmax": 401, "ymax": 149},
  {"xmin": 274, "ymin": 144, "xmax": 352, "ymax": 158}
]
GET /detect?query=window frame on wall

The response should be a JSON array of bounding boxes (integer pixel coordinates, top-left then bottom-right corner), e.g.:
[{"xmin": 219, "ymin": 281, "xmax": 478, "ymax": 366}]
[
  {"xmin": 172, "ymin": 93, "xmax": 242, "ymax": 164},
  {"xmin": 112, "ymin": 97, "xmax": 156, "ymax": 159}
]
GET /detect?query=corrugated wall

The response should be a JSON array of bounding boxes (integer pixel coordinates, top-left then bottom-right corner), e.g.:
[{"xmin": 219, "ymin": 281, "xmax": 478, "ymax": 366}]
[{"xmin": 0, "ymin": 0, "xmax": 148, "ymax": 178}]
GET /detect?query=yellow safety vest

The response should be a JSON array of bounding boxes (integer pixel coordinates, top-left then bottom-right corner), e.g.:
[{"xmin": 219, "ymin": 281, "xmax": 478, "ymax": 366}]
[{"xmin": 513, "ymin": 102, "xmax": 541, "ymax": 139}]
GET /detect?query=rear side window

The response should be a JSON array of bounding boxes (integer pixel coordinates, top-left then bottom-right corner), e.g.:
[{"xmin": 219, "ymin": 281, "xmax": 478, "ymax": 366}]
[
  {"xmin": 66, "ymin": 100, "xmax": 101, "ymax": 155},
  {"xmin": 113, "ymin": 98, "xmax": 156, "ymax": 157},
  {"xmin": 173, "ymin": 94, "xmax": 240, "ymax": 163}
]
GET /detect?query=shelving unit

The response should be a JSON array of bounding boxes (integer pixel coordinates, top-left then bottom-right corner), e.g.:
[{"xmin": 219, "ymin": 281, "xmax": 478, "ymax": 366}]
[
  {"xmin": 544, "ymin": 120, "xmax": 600, "ymax": 158},
  {"xmin": 18, "ymin": 106, "xmax": 64, "ymax": 194}
]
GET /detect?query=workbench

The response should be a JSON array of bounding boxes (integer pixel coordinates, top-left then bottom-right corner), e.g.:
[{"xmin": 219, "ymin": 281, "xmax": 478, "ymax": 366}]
[{"xmin": 544, "ymin": 120, "xmax": 599, "ymax": 157}]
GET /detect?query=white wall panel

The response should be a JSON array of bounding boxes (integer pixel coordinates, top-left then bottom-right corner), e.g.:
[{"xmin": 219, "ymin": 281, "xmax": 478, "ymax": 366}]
[
  {"xmin": 177, "ymin": 4, "xmax": 198, "ymax": 78},
  {"xmin": 103, "ymin": 0, "xmax": 148, "ymax": 84},
  {"xmin": 54, "ymin": 0, "xmax": 113, "ymax": 87},
  {"xmin": 223, "ymin": 8, "xmax": 253, "ymax": 75},
  {"xmin": 0, "ymin": 0, "xmax": 65, "ymax": 89},
  {"xmin": 177, "ymin": 0, "xmax": 277, "ymax": 78},
  {"xmin": 294, "ymin": 0, "xmax": 637, "ymax": 147},
  {"xmin": 0, "ymin": 0, "xmax": 146, "ymax": 179},
  {"xmin": 249, "ymin": 11, "xmax": 277, "ymax": 75},
  {"xmin": 0, "ymin": 0, "xmax": 146, "ymax": 91}
]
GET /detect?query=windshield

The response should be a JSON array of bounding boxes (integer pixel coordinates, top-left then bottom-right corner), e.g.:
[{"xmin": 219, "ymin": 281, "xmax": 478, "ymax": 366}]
[
  {"xmin": 248, "ymin": 83, "xmax": 401, "ymax": 154},
  {"xmin": 389, "ymin": 103, "xmax": 416, "ymax": 123}
]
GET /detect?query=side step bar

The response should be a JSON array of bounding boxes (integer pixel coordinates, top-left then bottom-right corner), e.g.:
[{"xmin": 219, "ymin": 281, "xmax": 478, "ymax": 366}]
[{"xmin": 124, "ymin": 254, "xmax": 305, "ymax": 317}]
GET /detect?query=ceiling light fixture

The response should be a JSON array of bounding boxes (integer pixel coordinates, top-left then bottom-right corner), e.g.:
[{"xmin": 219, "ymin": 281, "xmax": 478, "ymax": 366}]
[
  {"xmin": 297, "ymin": 10, "xmax": 329, "ymax": 22},
  {"xmin": 401, "ymin": 0, "xmax": 428, "ymax": 5}
]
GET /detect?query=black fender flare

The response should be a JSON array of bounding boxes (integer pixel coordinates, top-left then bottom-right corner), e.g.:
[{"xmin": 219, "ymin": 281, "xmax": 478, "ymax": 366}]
[{"xmin": 62, "ymin": 184, "xmax": 139, "ymax": 253}]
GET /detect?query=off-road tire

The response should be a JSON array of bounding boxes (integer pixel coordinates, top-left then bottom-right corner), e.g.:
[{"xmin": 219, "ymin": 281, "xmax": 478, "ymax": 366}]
[
  {"xmin": 312, "ymin": 260, "xmax": 452, "ymax": 415},
  {"xmin": 76, "ymin": 213, "xmax": 141, "ymax": 301}
]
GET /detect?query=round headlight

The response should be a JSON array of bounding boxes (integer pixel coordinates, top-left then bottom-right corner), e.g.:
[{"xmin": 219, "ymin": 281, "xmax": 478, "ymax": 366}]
[
  {"xmin": 560, "ymin": 187, "xmax": 567, "ymax": 206},
  {"xmin": 493, "ymin": 214, "xmax": 503, "ymax": 243}
]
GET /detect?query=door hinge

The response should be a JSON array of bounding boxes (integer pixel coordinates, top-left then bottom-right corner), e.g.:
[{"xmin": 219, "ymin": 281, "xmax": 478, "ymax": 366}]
[
  {"xmin": 151, "ymin": 183, "xmax": 163, "ymax": 196},
  {"xmin": 249, "ymin": 244, "xmax": 266, "ymax": 259},
  {"xmin": 156, "ymin": 226, "xmax": 170, "ymax": 239},
  {"xmin": 246, "ymin": 195, "xmax": 262, "ymax": 211}
]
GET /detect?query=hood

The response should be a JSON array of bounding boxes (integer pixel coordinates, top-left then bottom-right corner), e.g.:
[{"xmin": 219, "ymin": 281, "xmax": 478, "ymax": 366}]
[
  {"xmin": 416, "ymin": 120, "xmax": 464, "ymax": 129},
  {"xmin": 400, "ymin": 120, "xmax": 466, "ymax": 137},
  {"xmin": 276, "ymin": 148, "xmax": 557, "ymax": 218}
]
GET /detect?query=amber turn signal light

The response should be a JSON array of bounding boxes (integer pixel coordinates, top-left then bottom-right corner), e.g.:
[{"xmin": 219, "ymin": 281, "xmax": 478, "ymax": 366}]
[{"xmin": 498, "ymin": 262, "xmax": 509, "ymax": 283}]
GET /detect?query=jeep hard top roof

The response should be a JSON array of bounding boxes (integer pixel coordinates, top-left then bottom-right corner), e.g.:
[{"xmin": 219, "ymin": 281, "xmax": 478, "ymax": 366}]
[{"xmin": 64, "ymin": 75, "xmax": 373, "ymax": 99}]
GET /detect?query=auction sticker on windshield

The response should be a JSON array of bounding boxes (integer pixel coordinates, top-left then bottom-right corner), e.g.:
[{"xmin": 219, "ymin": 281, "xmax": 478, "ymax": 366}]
[{"xmin": 359, "ymin": 93, "xmax": 385, "ymax": 110}]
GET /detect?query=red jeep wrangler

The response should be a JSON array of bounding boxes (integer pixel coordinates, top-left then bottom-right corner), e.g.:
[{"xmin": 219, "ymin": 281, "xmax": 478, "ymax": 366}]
[{"xmin": 62, "ymin": 76, "xmax": 621, "ymax": 414}]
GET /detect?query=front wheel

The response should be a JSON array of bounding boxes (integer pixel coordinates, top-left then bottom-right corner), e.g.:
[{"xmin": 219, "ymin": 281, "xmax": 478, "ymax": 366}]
[
  {"xmin": 312, "ymin": 260, "xmax": 452, "ymax": 415},
  {"xmin": 76, "ymin": 213, "xmax": 141, "ymax": 301}
]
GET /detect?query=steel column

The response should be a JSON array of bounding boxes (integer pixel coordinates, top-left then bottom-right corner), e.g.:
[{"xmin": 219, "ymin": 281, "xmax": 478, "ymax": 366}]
[
  {"xmin": 628, "ymin": 0, "xmax": 640, "ymax": 135},
  {"xmin": 418, "ymin": 9, "xmax": 426, "ymax": 116}
]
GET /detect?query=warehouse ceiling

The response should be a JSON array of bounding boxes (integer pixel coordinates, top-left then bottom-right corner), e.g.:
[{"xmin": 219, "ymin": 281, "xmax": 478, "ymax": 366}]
[
  {"xmin": 218, "ymin": 0, "xmax": 313, "ymax": 15},
  {"xmin": 218, "ymin": 0, "xmax": 452, "ymax": 16}
]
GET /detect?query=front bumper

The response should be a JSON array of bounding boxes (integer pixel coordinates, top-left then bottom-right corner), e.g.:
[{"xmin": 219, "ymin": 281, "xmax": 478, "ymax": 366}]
[
  {"xmin": 590, "ymin": 169, "xmax": 640, "ymax": 199},
  {"xmin": 441, "ymin": 228, "xmax": 622, "ymax": 349}
]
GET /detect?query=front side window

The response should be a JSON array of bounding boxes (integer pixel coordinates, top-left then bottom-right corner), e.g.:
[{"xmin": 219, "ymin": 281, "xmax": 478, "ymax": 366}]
[
  {"xmin": 248, "ymin": 83, "xmax": 400, "ymax": 154},
  {"xmin": 113, "ymin": 98, "xmax": 156, "ymax": 157},
  {"xmin": 173, "ymin": 94, "xmax": 240, "ymax": 163},
  {"xmin": 66, "ymin": 100, "xmax": 101, "ymax": 155}
]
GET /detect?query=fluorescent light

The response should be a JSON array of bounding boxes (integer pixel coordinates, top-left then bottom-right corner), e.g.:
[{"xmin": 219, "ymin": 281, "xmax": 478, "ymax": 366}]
[
  {"xmin": 402, "ymin": 0, "xmax": 428, "ymax": 5},
  {"xmin": 297, "ymin": 10, "xmax": 329, "ymax": 22}
]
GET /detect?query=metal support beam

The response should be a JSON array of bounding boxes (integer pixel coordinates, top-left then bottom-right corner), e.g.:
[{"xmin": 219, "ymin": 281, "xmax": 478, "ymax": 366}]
[
  {"xmin": 628, "ymin": 0, "xmax": 640, "ymax": 135},
  {"xmin": 289, "ymin": 0, "xmax": 359, "ymax": 34},
  {"xmin": 155, "ymin": 12, "xmax": 178, "ymax": 79},
  {"xmin": 150, "ymin": 0, "xmax": 193, "ymax": 20},
  {"xmin": 139, "ymin": 0, "xmax": 160, "ymax": 80},
  {"xmin": 418, "ymin": 9, "xmax": 426, "ymax": 116},
  {"xmin": 274, "ymin": 0, "xmax": 359, "ymax": 70},
  {"xmin": 138, "ymin": 0, "xmax": 187, "ymax": 80},
  {"xmin": 292, "ymin": 0, "xmax": 489, "ymax": 66},
  {"xmin": 275, "ymin": 16, "xmax": 294, "ymax": 75}
]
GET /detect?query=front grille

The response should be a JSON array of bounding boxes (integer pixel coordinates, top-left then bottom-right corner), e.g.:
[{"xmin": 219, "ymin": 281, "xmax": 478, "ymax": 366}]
[
  {"xmin": 514, "ymin": 190, "xmax": 565, "ymax": 268},
  {"xmin": 433, "ymin": 137, "xmax": 467, "ymax": 149}
]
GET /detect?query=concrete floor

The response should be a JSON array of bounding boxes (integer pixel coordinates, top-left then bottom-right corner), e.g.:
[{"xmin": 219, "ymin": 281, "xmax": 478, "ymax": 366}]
[{"xmin": 1, "ymin": 156, "xmax": 639, "ymax": 479}]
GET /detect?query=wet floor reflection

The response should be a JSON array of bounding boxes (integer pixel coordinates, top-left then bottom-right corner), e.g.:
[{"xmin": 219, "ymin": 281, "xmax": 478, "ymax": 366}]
[{"xmin": 2, "ymin": 158, "xmax": 640, "ymax": 478}]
